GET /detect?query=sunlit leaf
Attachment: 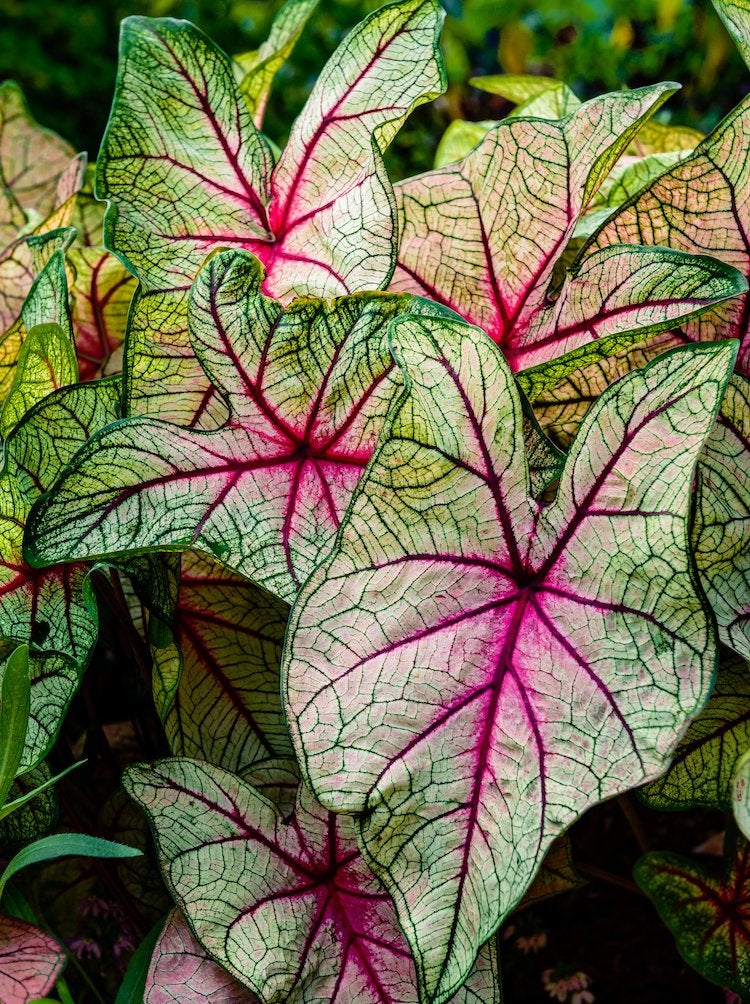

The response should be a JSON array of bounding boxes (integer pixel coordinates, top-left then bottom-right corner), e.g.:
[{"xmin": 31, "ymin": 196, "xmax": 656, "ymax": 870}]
[
  {"xmin": 587, "ymin": 96, "xmax": 750, "ymax": 375},
  {"xmin": 234, "ymin": 0, "xmax": 318, "ymax": 127},
  {"xmin": 434, "ymin": 120, "xmax": 494, "ymax": 169},
  {"xmin": 0, "ymin": 913, "xmax": 66, "ymax": 1004},
  {"xmin": 26, "ymin": 251, "xmax": 447, "ymax": 601},
  {"xmin": 635, "ymin": 835, "xmax": 750, "ymax": 996},
  {"xmin": 125, "ymin": 758, "xmax": 501, "ymax": 1003},
  {"xmin": 693, "ymin": 375, "xmax": 750, "ymax": 660},
  {"xmin": 712, "ymin": 0, "xmax": 750, "ymax": 70},
  {"xmin": 470, "ymin": 74, "xmax": 581, "ymax": 119},
  {"xmin": 99, "ymin": 2, "xmax": 445, "ymax": 423},
  {"xmin": 146, "ymin": 909, "xmax": 258, "ymax": 1004},
  {"xmin": 641, "ymin": 651, "xmax": 750, "ymax": 810},
  {"xmin": 0, "ymin": 324, "xmax": 77, "ymax": 437},
  {"xmin": 391, "ymin": 86, "xmax": 744, "ymax": 369},
  {"xmin": 284, "ymin": 315, "xmax": 735, "ymax": 1002}
]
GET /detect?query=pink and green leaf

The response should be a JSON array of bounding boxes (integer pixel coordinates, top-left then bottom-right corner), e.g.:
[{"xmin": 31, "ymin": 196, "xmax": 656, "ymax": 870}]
[
  {"xmin": 146, "ymin": 909, "xmax": 258, "ymax": 1004},
  {"xmin": 99, "ymin": 2, "xmax": 445, "ymax": 422},
  {"xmin": 586, "ymin": 96, "xmax": 750, "ymax": 376},
  {"xmin": 68, "ymin": 247, "xmax": 137, "ymax": 380},
  {"xmin": 25, "ymin": 251, "xmax": 446, "ymax": 601},
  {"xmin": 124, "ymin": 758, "xmax": 501, "ymax": 1003},
  {"xmin": 635, "ymin": 836, "xmax": 750, "ymax": 996},
  {"xmin": 641, "ymin": 651, "xmax": 750, "ymax": 810},
  {"xmin": 391, "ymin": 86, "xmax": 743, "ymax": 369},
  {"xmin": 0, "ymin": 323, "xmax": 77, "ymax": 438},
  {"xmin": 0, "ymin": 913, "xmax": 66, "ymax": 1004},
  {"xmin": 693, "ymin": 374, "xmax": 750, "ymax": 660},
  {"xmin": 152, "ymin": 550, "xmax": 294, "ymax": 774},
  {"xmin": 283, "ymin": 314, "xmax": 735, "ymax": 1002}
]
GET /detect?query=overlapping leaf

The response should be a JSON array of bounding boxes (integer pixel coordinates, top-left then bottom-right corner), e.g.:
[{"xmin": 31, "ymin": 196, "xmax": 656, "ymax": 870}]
[
  {"xmin": 693, "ymin": 375, "xmax": 750, "ymax": 660},
  {"xmin": 125, "ymin": 758, "xmax": 501, "ymax": 1003},
  {"xmin": 284, "ymin": 314, "xmax": 735, "ymax": 1002},
  {"xmin": 98, "ymin": 1, "xmax": 445, "ymax": 421},
  {"xmin": 390, "ymin": 87, "xmax": 745, "ymax": 370},
  {"xmin": 635, "ymin": 836, "xmax": 750, "ymax": 996},
  {"xmin": 641, "ymin": 652, "xmax": 750, "ymax": 810},
  {"xmin": 26, "ymin": 251, "xmax": 447, "ymax": 601},
  {"xmin": 147, "ymin": 909, "xmax": 258, "ymax": 1004},
  {"xmin": 0, "ymin": 913, "xmax": 66, "ymax": 1004},
  {"xmin": 152, "ymin": 550, "xmax": 293, "ymax": 774},
  {"xmin": 68, "ymin": 247, "xmax": 137, "ymax": 380},
  {"xmin": 587, "ymin": 96, "xmax": 750, "ymax": 375}
]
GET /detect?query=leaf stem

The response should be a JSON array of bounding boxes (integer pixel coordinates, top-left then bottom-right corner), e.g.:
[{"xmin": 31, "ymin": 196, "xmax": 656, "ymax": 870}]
[
  {"xmin": 617, "ymin": 793, "xmax": 651, "ymax": 854},
  {"xmin": 575, "ymin": 861, "xmax": 644, "ymax": 897}
]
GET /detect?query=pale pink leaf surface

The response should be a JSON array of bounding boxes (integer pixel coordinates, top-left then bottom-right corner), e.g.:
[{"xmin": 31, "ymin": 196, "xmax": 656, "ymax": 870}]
[
  {"xmin": 146, "ymin": 909, "xmax": 258, "ymax": 1004},
  {"xmin": 0, "ymin": 913, "xmax": 66, "ymax": 1004},
  {"xmin": 153, "ymin": 550, "xmax": 294, "ymax": 773},
  {"xmin": 284, "ymin": 314, "xmax": 735, "ymax": 1002},
  {"xmin": 98, "ymin": 3, "xmax": 444, "ymax": 422},
  {"xmin": 26, "ymin": 251, "xmax": 439, "ymax": 601},
  {"xmin": 693, "ymin": 375, "xmax": 750, "ymax": 660},
  {"xmin": 391, "ymin": 85, "xmax": 696, "ymax": 365},
  {"xmin": 587, "ymin": 96, "xmax": 750, "ymax": 375},
  {"xmin": 125, "ymin": 758, "xmax": 501, "ymax": 1004}
]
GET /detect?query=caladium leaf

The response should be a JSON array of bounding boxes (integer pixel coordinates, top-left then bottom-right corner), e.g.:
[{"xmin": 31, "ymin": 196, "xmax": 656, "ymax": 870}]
[
  {"xmin": 587, "ymin": 96, "xmax": 750, "ymax": 376},
  {"xmin": 517, "ymin": 836, "xmax": 584, "ymax": 910},
  {"xmin": 0, "ymin": 82, "xmax": 76, "ymax": 222},
  {"xmin": 0, "ymin": 323, "xmax": 77, "ymax": 437},
  {"xmin": 391, "ymin": 86, "xmax": 744, "ymax": 369},
  {"xmin": 153, "ymin": 550, "xmax": 294, "ymax": 774},
  {"xmin": 734, "ymin": 749, "xmax": 750, "ymax": 840},
  {"xmin": 640, "ymin": 651, "xmax": 750, "ymax": 810},
  {"xmin": 68, "ymin": 247, "xmax": 137, "ymax": 380},
  {"xmin": 146, "ymin": 909, "xmax": 258, "ymax": 1004},
  {"xmin": 712, "ymin": 0, "xmax": 750, "ymax": 70},
  {"xmin": 434, "ymin": 121, "xmax": 494, "ymax": 169},
  {"xmin": 635, "ymin": 836, "xmax": 750, "ymax": 996},
  {"xmin": 284, "ymin": 314, "xmax": 735, "ymax": 1002},
  {"xmin": 25, "ymin": 251, "xmax": 446, "ymax": 601},
  {"xmin": 234, "ymin": 0, "xmax": 318, "ymax": 127},
  {"xmin": 124, "ymin": 758, "xmax": 501, "ymax": 1004},
  {"xmin": 693, "ymin": 374, "xmax": 750, "ymax": 660},
  {"xmin": 99, "ymin": 2, "xmax": 445, "ymax": 421},
  {"xmin": 469, "ymin": 74, "xmax": 581, "ymax": 118},
  {"xmin": 518, "ymin": 330, "xmax": 681, "ymax": 450},
  {"xmin": 0, "ymin": 913, "xmax": 66, "ymax": 1004}
]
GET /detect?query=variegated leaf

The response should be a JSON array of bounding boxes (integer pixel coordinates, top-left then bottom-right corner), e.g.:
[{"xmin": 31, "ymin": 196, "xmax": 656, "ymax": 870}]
[
  {"xmin": 0, "ymin": 913, "xmax": 66, "ymax": 1004},
  {"xmin": 284, "ymin": 315, "xmax": 735, "ymax": 1002},
  {"xmin": 125, "ymin": 758, "xmax": 501, "ymax": 1004}
]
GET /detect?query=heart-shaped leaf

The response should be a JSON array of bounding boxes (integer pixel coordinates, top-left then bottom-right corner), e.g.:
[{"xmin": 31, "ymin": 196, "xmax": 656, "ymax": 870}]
[
  {"xmin": 0, "ymin": 913, "xmax": 66, "ymax": 1004},
  {"xmin": 586, "ymin": 96, "xmax": 750, "ymax": 376},
  {"xmin": 99, "ymin": 1, "xmax": 445, "ymax": 423},
  {"xmin": 25, "ymin": 251, "xmax": 446, "ymax": 601},
  {"xmin": 146, "ymin": 909, "xmax": 258, "ymax": 1004},
  {"xmin": 390, "ymin": 86, "xmax": 744, "ymax": 369},
  {"xmin": 635, "ymin": 835, "xmax": 750, "ymax": 997},
  {"xmin": 641, "ymin": 651, "xmax": 750, "ymax": 810},
  {"xmin": 152, "ymin": 550, "xmax": 293, "ymax": 774},
  {"xmin": 693, "ymin": 374, "xmax": 750, "ymax": 660},
  {"xmin": 124, "ymin": 758, "xmax": 501, "ymax": 1004},
  {"xmin": 284, "ymin": 314, "xmax": 735, "ymax": 1002}
]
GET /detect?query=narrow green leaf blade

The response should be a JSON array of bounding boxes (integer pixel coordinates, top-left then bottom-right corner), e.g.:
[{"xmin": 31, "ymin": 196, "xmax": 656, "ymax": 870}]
[
  {"xmin": 0, "ymin": 833, "xmax": 141, "ymax": 897},
  {"xmin": 0, "ymin": 645, "xmax": 30, "ymax": 806}
]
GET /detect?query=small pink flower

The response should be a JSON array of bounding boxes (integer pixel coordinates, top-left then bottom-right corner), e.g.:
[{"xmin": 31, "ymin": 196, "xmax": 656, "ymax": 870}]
[
  {"xmin": 572, "ymin": 993, "xmax": 594, "ymax": 1004},
  {"xmin": 68, "ymin": 936, "xmax": 102, "ymax": 960},
  {"xmin": 515, "ymin": 931, "xmax": 548, "ymax": 953},
  {"xmin": 80, "ymin": 895, "xmax": 112, "ymax": 919},
  {"xmin": 113, "ymin": 932, "xmax": 135, "ymax": 959}
]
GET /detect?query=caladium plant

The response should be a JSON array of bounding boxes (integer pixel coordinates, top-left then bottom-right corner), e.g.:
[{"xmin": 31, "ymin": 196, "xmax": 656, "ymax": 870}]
[{"xmin": 3, "ymin": 0, "xmax": 750, "ymax": 1000}]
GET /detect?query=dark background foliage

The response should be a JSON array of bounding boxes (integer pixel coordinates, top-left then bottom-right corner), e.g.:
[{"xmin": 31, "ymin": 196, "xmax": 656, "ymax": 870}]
[{"xmin": 2, "ymin": 0, "xmax": 748, "ymax": 177}]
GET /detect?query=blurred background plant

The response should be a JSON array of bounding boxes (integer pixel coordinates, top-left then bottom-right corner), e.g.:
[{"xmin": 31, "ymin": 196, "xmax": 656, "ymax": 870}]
[{"xmin": 1, "ymin": 0, "xmax": 747, "ymax": 178}]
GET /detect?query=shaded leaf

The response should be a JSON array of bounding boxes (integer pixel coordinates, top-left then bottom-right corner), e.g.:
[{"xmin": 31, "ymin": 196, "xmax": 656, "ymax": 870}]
[
  {"xmin": 284, "ymin": 315, "xmax": 735, "ymax": 1002},
  {"xmin": 0, "ymin": 832, "xmax": 141, "ymax": 897},
  {"xmin": 125, "ymin": 758, "xmax": 501, "ymax": 1004},
  {"xmin": 0, "ymin": 644, "xmax": 30, "ymax": 805},
  {"xmin": 0, "ymin": 913, "xmax": 66, "ymax": 1004},
  {"xmin": 0, "ymin": 323, "xmax": 77, "ymax": 438},
  {"xmin": 517, "ymin": 836, "xmax": 585, "ymax": 910},
  {"xmin": 694, "ymin": 374, "xmax": 750, "ymax": 660},
  {"xmin": 641, "ymin": 651, "xmax": 750, "ymax": 810},
  {"xmin": 635, "ymin": 836, "xmax": 750, "ymax": 996},
  {"xmin": 68, "ymin": 247, "xmax": 137, "ymax": 380}
]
